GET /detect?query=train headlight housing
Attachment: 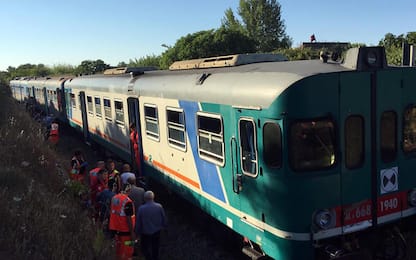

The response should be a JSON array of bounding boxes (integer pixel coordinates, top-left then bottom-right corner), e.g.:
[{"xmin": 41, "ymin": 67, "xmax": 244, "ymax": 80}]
[
  {"xmin": 313, "ymin": 209, "xmax": 335, "ymax": 230},
  {"xmin": 408, "ymin": 189, "xmax": 416, "ymax": 207}
]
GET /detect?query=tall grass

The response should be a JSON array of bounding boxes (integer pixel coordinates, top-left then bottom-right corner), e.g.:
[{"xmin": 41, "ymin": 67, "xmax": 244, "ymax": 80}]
[{"xmin": 0, "ymin": 85, "xmax": 113, "ymax": 259}]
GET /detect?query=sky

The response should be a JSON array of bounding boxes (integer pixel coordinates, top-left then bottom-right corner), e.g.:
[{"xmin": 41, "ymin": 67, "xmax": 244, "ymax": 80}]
[{"xmin": 1, "ymin": 0, "xmax": 415, "ymax": 71}]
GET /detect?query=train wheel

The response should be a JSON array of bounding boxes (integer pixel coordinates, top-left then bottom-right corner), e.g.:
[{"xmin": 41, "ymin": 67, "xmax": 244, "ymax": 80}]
[{"xmin": 375, "ymin": 228, "xmax": 406, "ymax": 260}]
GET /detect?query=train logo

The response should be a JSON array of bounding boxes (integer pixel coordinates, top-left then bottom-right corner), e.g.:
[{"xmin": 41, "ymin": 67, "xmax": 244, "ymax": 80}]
[{"xmin": 380, "ymin": 166, "xmax": 398, "ymax": 194}]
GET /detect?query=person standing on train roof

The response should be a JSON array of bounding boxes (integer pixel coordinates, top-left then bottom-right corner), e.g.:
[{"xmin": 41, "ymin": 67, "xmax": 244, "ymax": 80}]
[
  {"xmin": 107, "ymin": 158, "xmax": 121, "ymax": 194},
  {"xmin": 129, "ymin": 123, "xmax": 142, "ymax": 177},
  {"xmin": 136, "ymin": 190, "xmax": 167, "ymax": 260},
  {"xmin": 120, "ymin": 163, "xmax": 135, "ymax": 185},
  {"xmin": 109, "ymin": 183, "xmax": 136, "ymax": 260},
  {"xmin": 70, "ymin": 150, "xmax": 88, "ymax": 182}
]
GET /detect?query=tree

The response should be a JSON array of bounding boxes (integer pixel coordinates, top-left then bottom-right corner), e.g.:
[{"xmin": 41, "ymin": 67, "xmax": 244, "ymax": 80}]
[
  {"xmin": 50, "ymin": 64, "xmax": 76, "ymax": 75},
  {"xmin": 75, "ymin": 59, "xmax": 109, "ymax": 75},
  {"xmin": 128, "ymin": 55, "xmax": 161, "ymax": 68},
  {"xmin": 378, "ymin": 32, "xmax": 416, "ymax": 65},
  {"xmin": 238, "ymin": 0, "xmax": 291, "ymax": 51},
  {"xmin": 221, "ymin": 8, "xmax": 244, "ymax": 32},
  {"xmin": 159, "ymin": 29, "xmax": 256, "ymax": 69}
]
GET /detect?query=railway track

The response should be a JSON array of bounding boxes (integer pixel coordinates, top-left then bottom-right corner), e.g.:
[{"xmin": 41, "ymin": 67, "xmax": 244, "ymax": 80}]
[{"xmin": 57, "ymin": 124, "xmax": 249, "ymax": 260}]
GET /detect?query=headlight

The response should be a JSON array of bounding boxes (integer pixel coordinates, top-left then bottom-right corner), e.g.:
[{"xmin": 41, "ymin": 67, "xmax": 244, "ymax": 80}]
[
  {"xmin": 408, "ymin": 189, "xmax": 416, "ymax": 207},
  {"xmin": 313, "ymin": 209, "xmax": 335, "ymax": 230}
]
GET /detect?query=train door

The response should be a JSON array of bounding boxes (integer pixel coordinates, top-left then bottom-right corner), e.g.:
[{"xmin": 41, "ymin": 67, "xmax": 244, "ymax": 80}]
[
  {"xmin": 339, "ymin": 72, "xmax": 373, "ymax": 232},
  {"xmin": 340, "ymin": 69, "xmax": 404, "ymax": 231},
  {"xmin": 231, "ymin": 109, "xmax": 263, "ymax": 223},
  {"xmin": 79, "ymin": 91, "xmax": 90, "ymax": 143},
  {"xmin": 127, "ymin": 97, "xmax": 142, "ymax": 173},
  {"xmin": 374, "ymin": 70, "xmax": 403, "ymax": 225}
]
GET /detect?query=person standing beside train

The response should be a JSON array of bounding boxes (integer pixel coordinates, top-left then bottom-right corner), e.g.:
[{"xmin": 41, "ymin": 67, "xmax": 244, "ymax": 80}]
[
  {"xmin": 109, "ymin": 183, "xmax": 136, "ymax": 260},
  {"xmin": 107, "ymin": 159, "xmax": 121, "ymax": 194},
  {"xmin": 136, "ymin": 190, "xmax": 167, "ymax": 260},
  {"xmin": 120, "ymin": 163, "xmax": 135, "ymax": 185},
  {"xmin": 70, "ymin": 150, "xmax": 88, "ymax": 182},
  {"xmin": 47, "ymin": 119, "xmax": 59, "ymax": 149},
  {"xmin": 129, "ymin": 123, "xmax": 142, "ymax": 177}
]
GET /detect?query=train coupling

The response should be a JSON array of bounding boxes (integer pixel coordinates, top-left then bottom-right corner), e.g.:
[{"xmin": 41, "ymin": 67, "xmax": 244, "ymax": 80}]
[{"xmin": 242, "ymin": 237, "xmax": 265, "ymax": 260}]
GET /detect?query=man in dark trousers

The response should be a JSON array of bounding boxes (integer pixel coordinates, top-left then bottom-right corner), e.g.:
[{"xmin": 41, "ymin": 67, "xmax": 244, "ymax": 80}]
[{"xmin": 136, "ymin": 190, "xmax": 167, "ymax": 260}]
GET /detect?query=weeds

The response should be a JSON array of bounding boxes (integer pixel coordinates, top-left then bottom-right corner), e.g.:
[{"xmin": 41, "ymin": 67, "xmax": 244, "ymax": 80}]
[{"xmin": 0, "ymin": 86, "xmax": 113, "ymax": 259}]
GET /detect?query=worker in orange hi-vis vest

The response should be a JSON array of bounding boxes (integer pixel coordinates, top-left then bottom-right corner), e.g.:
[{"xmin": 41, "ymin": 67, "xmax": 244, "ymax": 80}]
[{"xmin": 109, "ymin": 183, "xmax": 136, "ymax": 260}]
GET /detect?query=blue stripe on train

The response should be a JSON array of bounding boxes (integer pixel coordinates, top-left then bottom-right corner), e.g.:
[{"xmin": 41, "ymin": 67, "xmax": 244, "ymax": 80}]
[{"xmin": 179, "ymin": 100, "xmax": 226, "ymax": 203}]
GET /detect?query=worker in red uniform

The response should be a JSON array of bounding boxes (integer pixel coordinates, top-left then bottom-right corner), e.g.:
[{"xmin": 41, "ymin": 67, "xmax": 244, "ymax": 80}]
[
  {"xmin": 91, "ymin": 169, "xmax": 109, "ymax": 223},
  {"xmin": 109, "ymin": 183, "xmax": 136, "ymax": 260},
  {"xmin": 70, "ymin": 150, "xmax": 88, "ymax": 182},
  {"xmin": 89, "ymin": 161, "xmax": 106, "ymax": 188},
  {"xmin": 48, "ymin": 119, "xmax": 59, "ymax": 148},
  {"xmin": 129, "ymin": 123, "xmax": 141, "ymax": 177}
]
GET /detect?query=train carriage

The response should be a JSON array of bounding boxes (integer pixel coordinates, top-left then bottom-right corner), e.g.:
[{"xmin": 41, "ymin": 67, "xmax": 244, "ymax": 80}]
[
  {"xmin": 9, "ymin": 46, "xmax": 416, "ymax": 259},
  {"xmin": 9, "ymin": 77, "xmax": 30, "ymax": 102},
  {"xmin": 130, "ymin": 47, "xmax": 416, "ymax": 259},
  {"xmin": 64, "ymin": 72, "xmax": 141, "ymax": 162}
]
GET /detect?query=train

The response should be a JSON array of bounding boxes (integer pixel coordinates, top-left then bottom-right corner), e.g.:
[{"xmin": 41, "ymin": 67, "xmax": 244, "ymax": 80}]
[{"xmin": 9, "ymin": 46, "xmax": 416, "ymax": 259}]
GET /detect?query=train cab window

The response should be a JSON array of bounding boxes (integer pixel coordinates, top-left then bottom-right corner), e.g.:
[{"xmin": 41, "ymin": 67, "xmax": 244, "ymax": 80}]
[
  {"xmin": 95, "ymin": 97, "xmax": 102, "ymax": 118},
  {"xmin": 345, "ymin": 115, "xmax": 364, "ymax": 169},
  {"xmin": 144, "ymin": 104, "xmax": 159, "ymax": 140},
  {"xmin": 70, "ymin": 93, "xmax": 76, "ymax": 109},
  {"xmin": 114, "ymin": 100, "xmax": 124, "ymax": 125},
  {"xmin": 103, "ymin": 98, "xmax": 112, "ymax": 120},
  {"xmin": 239, "ymin": 118, "xmax": 258, "ymax": 176},
  {"xmin": 166, "ymin": 107, "xmax": 186, "ymax": 151},
  {"xmin": 380, "ymin": 111, "xmax": 397, "ymax": 163},
  {"xmin": 263, "ymin": 122, "xmax": 282, "ymax": 168},
  {"xmin": 289, "ymin": 118, "xmax": 336, "ymax": 171},
  {"xmin": 87, "ymin": 96, "xmax": 93, "ymax": 115},
  {"xmin": 403, "ymin": 106, "xmax": 416, "ymax": 153},
  {"xmin": 196, "ymin": 112, "xmax": 224, "ymax": 166}
]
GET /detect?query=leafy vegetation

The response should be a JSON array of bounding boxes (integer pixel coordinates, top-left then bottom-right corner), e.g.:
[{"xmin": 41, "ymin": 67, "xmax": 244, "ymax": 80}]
[
  {"xmin": 0, "ymin": 86, "xmax": 113, "ymax": 259},
  {"xmin": 378, "ymin": 32, "xmax": 416, "ymax": 65}
]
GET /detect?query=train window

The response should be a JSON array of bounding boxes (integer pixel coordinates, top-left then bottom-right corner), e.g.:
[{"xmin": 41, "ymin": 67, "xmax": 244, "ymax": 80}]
[
  {"xmin": 196, "ymin": 112, "xmax": 224, "ymax": 166},
  {"xmin": 87, "ymin": 96, "xmax": 93, "ymax": 115},
  {"xmin": 95, "ymin": 97, "xmax": 102, "ymax": 118},
  {"xmin": 78, "ymin": 95, "xmax": 82, "ymax": 110},
  {"xmin": 403, "ymin": 106, "xmax": 416, "ymax": 153},
  {"xmin": 114, "ymin": 100, "xmax": 124, "ymax": 125},
  {"xmin": 263, "ymin": 122, "xmax": 282, "ymax": 168},
  {"xmin": 166, "ymin": 107, "xmax": 186, "ymax": 151},
  {"xmin": 144, "ymin": 104, "xmax": 159, "ymax": 140},
  {"xmin": 380, "ymin": 111, "xmax": 397, "ymax": 163},
  {"xmin": 345, "ymin": 115, "xmax": 364, "ymax": 169},
  {"xmin": 289, "ymin": 118, "xmax": 336, "ymax": 171},
  {"xmin": 239, "ymin": 118, "xmax": 258, "ymax": 176},
  {"xmin": 103, "ymin": 98, "xmax": 112, "ymax": 120},
  {"xmin": 70, "ymin": 93, "xmax": 76, "ymax": 109}
]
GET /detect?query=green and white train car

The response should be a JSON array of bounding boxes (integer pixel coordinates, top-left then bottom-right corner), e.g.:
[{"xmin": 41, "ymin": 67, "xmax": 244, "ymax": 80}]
[
  {"xmin": 131, "ymin": 47, "xmax": 416, "ymax": 259},
  {"xmin": 12, "ymin": 46, "xmax": 416, "ymax": 259}
]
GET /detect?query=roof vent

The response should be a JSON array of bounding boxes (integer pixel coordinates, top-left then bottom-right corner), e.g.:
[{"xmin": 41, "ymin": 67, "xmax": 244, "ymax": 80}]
[
  {"xmin": 103, "ymin": 66, "xmax": 157, "ymax": 76},
  {"xmin": 169, "ymin": 53, "xmax": 288, "ymax": 70}
]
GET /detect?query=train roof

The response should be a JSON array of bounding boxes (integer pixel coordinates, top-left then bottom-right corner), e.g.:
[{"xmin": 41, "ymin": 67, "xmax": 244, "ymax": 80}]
[
  {"xmin": 133, "ymin": 58, "xmax": 350, "ymax": 109},
  {"xmin": 65, "ymin": 73, "xmax": 137, "ymax": 93},
  {"xmin": 133, "ymin": 47, "xmax": 390, "ymax": 108}
]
